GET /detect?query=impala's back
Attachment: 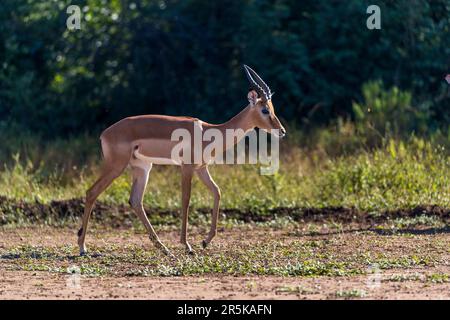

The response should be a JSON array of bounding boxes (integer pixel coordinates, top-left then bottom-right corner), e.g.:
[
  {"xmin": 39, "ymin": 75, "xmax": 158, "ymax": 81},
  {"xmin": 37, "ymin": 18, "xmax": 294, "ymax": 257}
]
[{"xmin": 99, "ymin": 115, "xmax": 203, "ymax": 165}]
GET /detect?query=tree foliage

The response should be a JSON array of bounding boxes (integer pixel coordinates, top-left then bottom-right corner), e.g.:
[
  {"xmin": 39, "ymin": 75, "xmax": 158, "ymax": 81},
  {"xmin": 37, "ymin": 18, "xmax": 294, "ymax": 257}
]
[{"xmin": 0, "ymin": 0, "xmax": 449, "ymax": 137}]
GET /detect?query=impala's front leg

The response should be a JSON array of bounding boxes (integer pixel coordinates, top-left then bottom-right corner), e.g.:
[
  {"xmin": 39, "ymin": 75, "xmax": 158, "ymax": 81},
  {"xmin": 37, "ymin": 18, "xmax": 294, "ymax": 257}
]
[
  {"xmin": 180, "ymin": 165, "xmax": 194, "ymax": 254},
  {"xmin": 196, "ymin": 166, "xmax": 221, "ymax": 248}
]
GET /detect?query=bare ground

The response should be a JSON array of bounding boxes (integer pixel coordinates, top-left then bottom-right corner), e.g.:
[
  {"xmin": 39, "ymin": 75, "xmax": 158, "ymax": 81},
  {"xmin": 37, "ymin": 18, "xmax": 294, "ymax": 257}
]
[
  {"xmin": 1, "ymin": 270, "xmax": 449, "ymax": 300},
  {"xmin": 0, "ymin": 225, "xmax": 448, "ymax": 300}
]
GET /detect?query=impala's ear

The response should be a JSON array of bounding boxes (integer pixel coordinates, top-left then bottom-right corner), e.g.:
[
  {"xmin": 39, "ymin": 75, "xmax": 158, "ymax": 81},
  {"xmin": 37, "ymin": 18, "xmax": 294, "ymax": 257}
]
[
  {"xmin": 247, "ymin": 90, "xmax": 258, "ymax": 106},
  {"xmin": 445, "ymin": 74, "xmax": 450, "ymax": 84}
]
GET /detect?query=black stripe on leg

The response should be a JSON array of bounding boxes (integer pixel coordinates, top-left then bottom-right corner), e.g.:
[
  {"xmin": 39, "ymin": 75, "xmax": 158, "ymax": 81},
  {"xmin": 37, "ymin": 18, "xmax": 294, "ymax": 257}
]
[{"xmin": 77, "ymin": 228, "xmax": 83, "ymax": 237}]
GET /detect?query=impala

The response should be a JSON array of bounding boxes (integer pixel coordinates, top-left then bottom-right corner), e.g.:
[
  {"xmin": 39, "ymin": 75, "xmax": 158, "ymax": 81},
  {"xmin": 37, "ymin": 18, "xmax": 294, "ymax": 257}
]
[{"xmin": 77, "ymin": 65, "xmax": 286, "ymax": 256}]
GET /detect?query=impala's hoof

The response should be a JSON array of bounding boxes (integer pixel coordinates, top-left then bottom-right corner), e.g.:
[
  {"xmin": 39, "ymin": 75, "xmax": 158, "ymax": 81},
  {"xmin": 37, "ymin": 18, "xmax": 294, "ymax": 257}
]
[
  {"xmin": 187, "ymin": 248, "xmax": 196, "ymax": 256},
  {"xmin": 79, "ymin": 252, "xmax": 102, "ymax": 258},
  {"xmin": 184, "ymin": 242, "xmax": 195, "ymax": 255},
  {"xmin": 202, "ymin": 240, "xmax": 208, "ymax": 249},
  {"xmin": 79, "ymin": 245, "xmax": 87, "ymax": 256}
]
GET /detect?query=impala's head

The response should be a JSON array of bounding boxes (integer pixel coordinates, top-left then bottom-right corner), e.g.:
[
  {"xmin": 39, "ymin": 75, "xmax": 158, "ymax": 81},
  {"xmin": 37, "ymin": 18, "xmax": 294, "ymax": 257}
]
[{"xmin": 243, "ymin": 65, "xmax": 286, "ymax": 138}]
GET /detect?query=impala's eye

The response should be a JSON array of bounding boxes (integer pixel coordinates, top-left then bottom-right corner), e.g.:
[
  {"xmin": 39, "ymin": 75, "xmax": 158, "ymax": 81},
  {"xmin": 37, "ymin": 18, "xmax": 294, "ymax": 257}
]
[{"xmin": 262, "ymin": 108, "xmax": 270, "ymax": 115}]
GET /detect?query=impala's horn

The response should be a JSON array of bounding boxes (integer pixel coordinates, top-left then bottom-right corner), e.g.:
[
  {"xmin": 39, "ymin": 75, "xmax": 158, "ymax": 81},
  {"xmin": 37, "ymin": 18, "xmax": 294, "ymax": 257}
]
[{"xmin": 243, "ymin": 65, "xmax": 272, "ymax": 101}]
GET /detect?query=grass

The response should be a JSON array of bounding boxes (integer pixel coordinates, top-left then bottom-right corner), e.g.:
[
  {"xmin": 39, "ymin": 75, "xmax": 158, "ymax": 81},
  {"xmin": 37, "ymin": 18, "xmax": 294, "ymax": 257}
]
[
  {"xmin": 383, "ymin": 273, "xmax": 449, "ymax": 284},
  {"xmin": 0, "ymin": 243, "xmax": 440, "ymax": 278},
  {"xmin": 0, "ymin": 134, "xmax": 448, "ymax": 216},
  {"xmin": 0, "ymin": 92, "xmax": 448, "ymax": 296},
  {"xmin": 0, "ymin": 242, "xmax": 361, "ymax": 277},
  {"xmin": 334, "ymin": 289, "xmax": 367, "ymax": 298},
  {"xmin": 0, "ymin": 82, "xmax": 449, "ymax": 219},
  {"xmin": 1, "ymin": 224, "xmax": 447, "ymax": 278},
  {"xmin": 426, "ymin": 273, "xmax": 449, "ymax": 283},
  {"xmin": 1, "ymin": 225, "xmax": 447, "ymax": 300},
  {"xmin": 391, "ymin": 216, "xmax": 447, "ymax": 229}
]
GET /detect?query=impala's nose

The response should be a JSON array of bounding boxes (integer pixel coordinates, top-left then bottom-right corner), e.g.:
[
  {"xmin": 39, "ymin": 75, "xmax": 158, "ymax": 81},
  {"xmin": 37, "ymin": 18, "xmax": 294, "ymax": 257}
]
[{"xmin": 279, "ymin": 128, "xmax": 286, "ymax": 138}]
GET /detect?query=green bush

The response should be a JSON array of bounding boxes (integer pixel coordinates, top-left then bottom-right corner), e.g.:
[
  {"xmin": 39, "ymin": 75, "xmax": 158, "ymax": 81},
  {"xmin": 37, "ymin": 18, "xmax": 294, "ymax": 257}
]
[
  {"xmin": 350, "ymin": 80, "xmax": 436, "ymax": 149},
  {"xmin": 0, "ymin": 0, "xmax": 449, "ymax": 137}
]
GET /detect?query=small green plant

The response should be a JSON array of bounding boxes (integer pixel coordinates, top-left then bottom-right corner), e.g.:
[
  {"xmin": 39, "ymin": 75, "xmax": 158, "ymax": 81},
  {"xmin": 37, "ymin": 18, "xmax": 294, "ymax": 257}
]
[
  {"xmin": 276, "ymin": 285, "xmax": 315, "ymax": 295},
  {"xmin": 392, "ymin": 216, "xmax": 445, "ymax": 229},
  {"xmin": 352, "ymin": 81, "xmax": 419, "ymax": 140},
  {"xmin": 385, "ymin": 273, "xmax": 424, "ymax": 282},
  {"xmin": 335, "ymin": 289, "xmax": 367, "ymax": 298},
  {"xmin": 427, "ymin": 273, "xmax": 449, "ymax": 284}
]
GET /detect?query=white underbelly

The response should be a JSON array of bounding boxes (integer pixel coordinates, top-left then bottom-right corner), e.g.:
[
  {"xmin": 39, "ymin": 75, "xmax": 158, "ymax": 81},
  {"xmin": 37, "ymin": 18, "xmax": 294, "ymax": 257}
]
[{"xmin": 133, "ymin": 148, "xmax": 181, "ymax": 165}]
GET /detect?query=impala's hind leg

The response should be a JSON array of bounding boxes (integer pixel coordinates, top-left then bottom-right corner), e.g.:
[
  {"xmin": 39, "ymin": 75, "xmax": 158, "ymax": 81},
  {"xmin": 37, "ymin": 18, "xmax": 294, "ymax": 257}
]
[
  {"xmin": 77, "ymin": 166, "xmax": 123, "ymax": 255},
  {"xmin": 129, "ymin": 162, "xmax": 173, "ymax": 257},
  {"xmin": 78, "ymin": 140, "xmax": 129, "ymax": 255}
]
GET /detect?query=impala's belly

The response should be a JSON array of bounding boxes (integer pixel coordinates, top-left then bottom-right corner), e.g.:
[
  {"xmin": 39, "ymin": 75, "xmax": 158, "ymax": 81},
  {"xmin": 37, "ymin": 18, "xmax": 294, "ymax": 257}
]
[
  {"xmin": 131, "ymin": 138, "xmax": 186, "ymax": 166},
  {"xmin": 134, "ymin": 151, "xmax": 181, "ymax": 165}
]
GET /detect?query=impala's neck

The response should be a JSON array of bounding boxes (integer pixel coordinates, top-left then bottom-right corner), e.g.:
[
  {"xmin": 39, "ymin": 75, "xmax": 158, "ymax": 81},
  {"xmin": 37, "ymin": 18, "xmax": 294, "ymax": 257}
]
[
  {"xmin": 216, "ymin": 105, "xmax": 255, "ymax": 134},
  {"xmin": 213, "ymin": 105, "xmax": 255, "ymax": 152}
]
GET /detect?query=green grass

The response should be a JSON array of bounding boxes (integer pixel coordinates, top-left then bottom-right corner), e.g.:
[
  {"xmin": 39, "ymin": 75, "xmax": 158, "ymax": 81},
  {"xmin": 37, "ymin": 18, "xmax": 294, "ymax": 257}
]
[
  {"xmin": 1, "ymin": 242, "xmax": 361, "ymax": 277},
  {"xmin": 1, "ymin": 227, "xmax": 446, "ymax": 278},
  {"xmin": 334, "ymin": 289, "xmax": 367, "ymax": 298},
  {"xmin": 383, "ymin": 273, "xmax": 449, "ymax": 284},
  {"xmin": 427, "ymin": 273, "xmax": 449, "ymax": 283},
  {"xmin": 0, "ymin": 135, "xmax": 448, "ymax": 214},
  {"xmin": 391, "ymin": 216, "xmax": 446, "ymax": 229},
  {"xmin": 0, "ymin": 110, "xmax": 448, "ymax": 292}
]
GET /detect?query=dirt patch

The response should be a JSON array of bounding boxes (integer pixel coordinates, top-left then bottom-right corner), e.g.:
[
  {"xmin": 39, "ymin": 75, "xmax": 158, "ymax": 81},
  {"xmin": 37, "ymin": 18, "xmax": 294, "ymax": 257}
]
[
  {"xmin": 1, "ymin": 196, "xmax": 449, "ymax": 226},
  {"xmin": 0, "ymin": 226, "xmax": 448, "ymax": 299},
  {"xmin": 1, "ymin": 270, "xmax": 448, "ymax": 300}
]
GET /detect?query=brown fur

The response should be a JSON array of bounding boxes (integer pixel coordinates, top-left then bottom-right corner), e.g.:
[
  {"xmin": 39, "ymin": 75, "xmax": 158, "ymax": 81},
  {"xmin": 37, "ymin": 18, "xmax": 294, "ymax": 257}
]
[{"xmin": 77, "ymin": 91, "xmax": 285, "ymax": 256}]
